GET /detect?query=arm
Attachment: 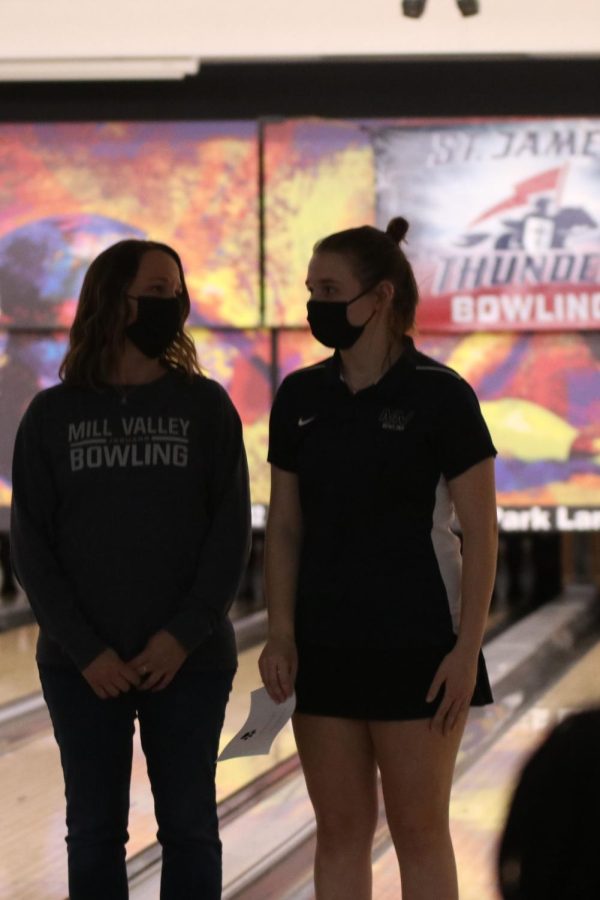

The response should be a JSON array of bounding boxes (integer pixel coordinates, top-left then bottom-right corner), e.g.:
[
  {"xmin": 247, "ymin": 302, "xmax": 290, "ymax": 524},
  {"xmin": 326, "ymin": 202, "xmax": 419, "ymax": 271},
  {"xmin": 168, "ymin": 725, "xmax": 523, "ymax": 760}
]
[
  {"xmin": 427, "ymin": 457, "xmax": 498, "ymax": 733},
  {"xmin": 163, "ymin": 388, "xmax": 252, "ymax": 653},
  {"xmin": 258, "ymin": 465, "xmax": 303, "ymax": 703},
  {"xmin": 10, "ymin": 397, "xmax": 108, "ymax": 671},
  {"xmin": 11, "ymin": 397, "xmax": 141, "ymax": 696},
  {"xmin": 451, "ymin": 457, "xmax": 498, "ymax": 658}
]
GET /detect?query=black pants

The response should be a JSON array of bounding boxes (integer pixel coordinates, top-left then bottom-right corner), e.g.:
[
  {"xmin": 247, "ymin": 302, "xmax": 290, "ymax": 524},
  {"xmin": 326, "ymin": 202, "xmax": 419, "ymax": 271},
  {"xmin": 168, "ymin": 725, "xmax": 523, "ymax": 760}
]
[{"xmin": 39, "ymin": 665, "xmax": 235, "ymax": 900}]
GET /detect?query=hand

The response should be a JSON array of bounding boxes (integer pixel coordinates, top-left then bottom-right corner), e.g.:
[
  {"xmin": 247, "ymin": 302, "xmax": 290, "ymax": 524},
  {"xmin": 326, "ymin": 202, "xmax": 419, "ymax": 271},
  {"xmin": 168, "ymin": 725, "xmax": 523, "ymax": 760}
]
[
  {"xmin": 129, "ymin": 630, "xmax": 189, "ymax": 692},
  {"xmin": 426, "ymin": 647, "xmax": 478, "ymax": 735},
  {"xmin": 82, "ymin": 648, "xmax": 141, "ymax": 699},
  {"xmin": 258, "ymin": 635, "xmax": 297, "ymax": 704}
]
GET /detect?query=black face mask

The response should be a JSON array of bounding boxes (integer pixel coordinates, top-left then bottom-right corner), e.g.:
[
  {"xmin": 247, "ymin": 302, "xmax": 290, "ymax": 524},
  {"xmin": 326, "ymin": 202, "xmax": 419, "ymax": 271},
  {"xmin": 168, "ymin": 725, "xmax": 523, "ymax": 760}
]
[
  {"xmin": 125, "ymin": 295, "xmax": 182, "ymax": 358},
  {"xmin": 306, "ymin": 285, "xmax": 377, "ymax": 349}
]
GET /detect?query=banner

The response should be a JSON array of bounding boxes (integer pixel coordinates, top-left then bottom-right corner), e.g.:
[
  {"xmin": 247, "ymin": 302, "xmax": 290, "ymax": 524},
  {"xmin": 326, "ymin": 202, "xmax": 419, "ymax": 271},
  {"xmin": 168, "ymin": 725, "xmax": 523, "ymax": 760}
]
[
  {"xmin": 0, "ymin": 121, "xmax": 260, "ymax": 329},
  {"xmin": 371, "ymin": 119, "xmax": 600, "ymax": 332},
  {"xmin": 263, "ymin": 119, "xmax": 374, "ymax": 326},
  {"xmin": 498, "ymin": 506, "xmax": 600, "ymax": 531}
]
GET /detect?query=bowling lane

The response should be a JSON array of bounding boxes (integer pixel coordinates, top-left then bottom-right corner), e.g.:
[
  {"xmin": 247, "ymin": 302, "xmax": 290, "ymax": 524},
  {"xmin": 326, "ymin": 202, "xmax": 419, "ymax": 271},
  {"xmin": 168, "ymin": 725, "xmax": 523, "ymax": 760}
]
[
  {"xmin": 0, "ymin": 623, "xmax": 40, "ymax": 706},
  {"xmin": 0, "ymin": 643, "xmax": 296, "ymax": 900},
  {"xmin": 370, "ymin": 638, "xmax": 600, "ymax": 900}
]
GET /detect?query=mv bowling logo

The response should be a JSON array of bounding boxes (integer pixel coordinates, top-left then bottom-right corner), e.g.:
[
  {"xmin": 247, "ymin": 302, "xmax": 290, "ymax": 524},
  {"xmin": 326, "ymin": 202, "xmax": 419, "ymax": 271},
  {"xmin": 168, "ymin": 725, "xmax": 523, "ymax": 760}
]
[
  {"xmin": 379, "ymin": 408, "xmax": 414, "ymax": 432},
  {"xmin": 68, "ymin": 416, "xmax": 190, "ymax": 471}
]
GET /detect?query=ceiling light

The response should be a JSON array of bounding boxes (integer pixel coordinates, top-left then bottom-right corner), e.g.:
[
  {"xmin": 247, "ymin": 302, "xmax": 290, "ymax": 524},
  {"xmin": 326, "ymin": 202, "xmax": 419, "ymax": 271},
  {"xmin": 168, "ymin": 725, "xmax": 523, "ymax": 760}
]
[
  {"xmin": 456, "ymin": 0, "xmax": 479, "ymax": 14},
  {"xmin": 402, "ymin": 0, "xmax": 427, "ymax": 16},
  {"xmin": 0, "ymin": 58, "xmax": 200, "ymax": 82},
  {"xmin": 401, "ymin": 0, "xmax": 480, "ymax": 16}
]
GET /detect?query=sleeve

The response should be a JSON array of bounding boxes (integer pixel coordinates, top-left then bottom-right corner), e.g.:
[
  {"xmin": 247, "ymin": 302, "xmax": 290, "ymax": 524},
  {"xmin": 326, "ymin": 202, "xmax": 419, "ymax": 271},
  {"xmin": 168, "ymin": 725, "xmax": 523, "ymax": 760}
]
[
  {"xmin": 267, "ymin": 376, "xmax": 300, "ymax": 472},
  {"xmin": 433, "ymin": 376, "xmax": 497, "ymax": 481},
  {"xmin": 164, "ymin": 384, "xmax": 252, "ymax": 653},
  {"xmin": 10, "ymin": 394, "xmax": 108, "ymax": 671}
]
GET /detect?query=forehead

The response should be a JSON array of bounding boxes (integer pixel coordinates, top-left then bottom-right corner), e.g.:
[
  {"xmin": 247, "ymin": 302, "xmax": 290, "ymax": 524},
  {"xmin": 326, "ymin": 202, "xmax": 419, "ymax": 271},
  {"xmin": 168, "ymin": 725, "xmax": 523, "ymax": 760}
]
[
  {"xmin": 135, "ymin": 249, "xmax": 181, "ymax": 282},
  {"xmin": 306, "ymin": 251, "xmax": 358, "ymax": 284}
]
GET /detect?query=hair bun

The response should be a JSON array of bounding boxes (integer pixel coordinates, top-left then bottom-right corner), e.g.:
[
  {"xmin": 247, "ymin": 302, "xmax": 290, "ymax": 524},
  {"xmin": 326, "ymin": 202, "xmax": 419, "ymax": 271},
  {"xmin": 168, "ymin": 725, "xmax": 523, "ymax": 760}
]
[{"xmin": 386, "ymin": 217, "xmax": 409, "ymax": 244}]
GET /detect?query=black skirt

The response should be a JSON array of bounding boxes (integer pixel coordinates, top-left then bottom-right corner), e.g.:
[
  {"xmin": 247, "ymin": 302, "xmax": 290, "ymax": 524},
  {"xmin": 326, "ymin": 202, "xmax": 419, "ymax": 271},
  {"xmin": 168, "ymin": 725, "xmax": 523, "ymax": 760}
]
[{"xmin": 294, "ymin": 640, "xmax": 493, "ymax": 721}]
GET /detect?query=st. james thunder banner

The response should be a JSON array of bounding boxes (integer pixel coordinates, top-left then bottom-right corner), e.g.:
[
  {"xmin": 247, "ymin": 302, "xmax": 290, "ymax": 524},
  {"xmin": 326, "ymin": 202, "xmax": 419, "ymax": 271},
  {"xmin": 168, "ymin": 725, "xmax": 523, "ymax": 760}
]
[{"xmin": 372, "ymin": 119, "xmax": 600, "ymax": 332}]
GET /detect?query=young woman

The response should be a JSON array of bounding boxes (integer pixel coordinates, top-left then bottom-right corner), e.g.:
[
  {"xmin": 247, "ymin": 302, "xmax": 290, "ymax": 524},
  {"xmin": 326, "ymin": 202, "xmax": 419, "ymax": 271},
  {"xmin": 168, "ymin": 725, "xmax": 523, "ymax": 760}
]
[
  {"xmin": 10, "ymin": 239, "xmax": 251, "ymax": 900},
  {"xmin": 259, "ymin": 218, "xmax": 498, "ymax": 900}
]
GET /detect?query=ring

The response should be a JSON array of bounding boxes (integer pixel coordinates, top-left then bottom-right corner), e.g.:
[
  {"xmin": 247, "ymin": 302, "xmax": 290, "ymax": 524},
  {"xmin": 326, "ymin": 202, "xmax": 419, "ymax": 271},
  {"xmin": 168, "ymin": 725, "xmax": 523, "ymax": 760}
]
[{"xmin": 140, "ymin": 666, "xmax": 149, "ymax": 675}]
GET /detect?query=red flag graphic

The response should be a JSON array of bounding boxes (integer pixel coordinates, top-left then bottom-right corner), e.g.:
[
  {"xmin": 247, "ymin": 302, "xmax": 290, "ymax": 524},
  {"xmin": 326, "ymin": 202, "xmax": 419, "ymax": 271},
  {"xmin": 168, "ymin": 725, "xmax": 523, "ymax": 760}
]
[{"xmin": 472, "ymin": 166, "xmax": 565, "ymax": 225}]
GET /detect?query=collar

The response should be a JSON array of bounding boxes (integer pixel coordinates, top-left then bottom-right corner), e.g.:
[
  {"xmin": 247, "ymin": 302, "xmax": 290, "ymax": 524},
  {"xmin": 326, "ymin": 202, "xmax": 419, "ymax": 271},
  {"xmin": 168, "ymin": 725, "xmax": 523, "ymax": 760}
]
[{"xmin": 322, "ymin": 335, "xmax": 417, "ymax": 394}]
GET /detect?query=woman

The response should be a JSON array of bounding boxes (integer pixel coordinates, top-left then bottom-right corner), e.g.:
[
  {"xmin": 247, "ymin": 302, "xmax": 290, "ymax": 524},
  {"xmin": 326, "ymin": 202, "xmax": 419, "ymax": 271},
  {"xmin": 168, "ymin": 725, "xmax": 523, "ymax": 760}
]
[
  {"xmin": 259, "ymin": 218, "xmax": 497, "ymax": 900},
  {"xmin": 10, "ymin": 239, "xmax": 251, "ymax": 900}
]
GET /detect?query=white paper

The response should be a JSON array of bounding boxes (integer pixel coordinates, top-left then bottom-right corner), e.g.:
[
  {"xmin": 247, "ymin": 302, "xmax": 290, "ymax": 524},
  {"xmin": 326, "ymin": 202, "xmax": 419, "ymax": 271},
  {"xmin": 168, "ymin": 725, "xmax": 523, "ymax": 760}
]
[{"xmin": 217, "ymin": 687, "xmax": 296, "ymax": 761}]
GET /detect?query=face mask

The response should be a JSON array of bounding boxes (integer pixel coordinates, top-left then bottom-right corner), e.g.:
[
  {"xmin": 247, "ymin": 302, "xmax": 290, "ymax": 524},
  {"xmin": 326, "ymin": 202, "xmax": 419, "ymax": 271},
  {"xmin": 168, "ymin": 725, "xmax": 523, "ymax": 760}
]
[
  {"xmin": 125, "ymin": 295, "xmax": 182, "ymax": 358},
  {"xmin": 306, "ymin": 285, "xmax": 377, "ymax": 349}
]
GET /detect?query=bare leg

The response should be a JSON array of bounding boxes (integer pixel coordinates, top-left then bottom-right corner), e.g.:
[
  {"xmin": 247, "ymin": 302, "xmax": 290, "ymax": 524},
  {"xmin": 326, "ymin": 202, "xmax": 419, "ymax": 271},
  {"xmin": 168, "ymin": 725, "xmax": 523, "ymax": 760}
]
[
  {"xmin": 293, "ymin": 713, "xmax": 378, "ymax": 900},
  {"xmin": 370, "ymin": 714, "xmax": 468, "ymax": 900}
]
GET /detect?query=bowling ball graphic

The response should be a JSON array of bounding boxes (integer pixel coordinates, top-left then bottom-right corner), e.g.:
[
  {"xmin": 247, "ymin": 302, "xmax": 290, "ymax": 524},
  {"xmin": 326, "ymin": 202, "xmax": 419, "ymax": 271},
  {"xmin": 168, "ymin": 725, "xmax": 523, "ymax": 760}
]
[{"xmin": 0, "ymin": 214, "xmax": 145, "ymax": 328}]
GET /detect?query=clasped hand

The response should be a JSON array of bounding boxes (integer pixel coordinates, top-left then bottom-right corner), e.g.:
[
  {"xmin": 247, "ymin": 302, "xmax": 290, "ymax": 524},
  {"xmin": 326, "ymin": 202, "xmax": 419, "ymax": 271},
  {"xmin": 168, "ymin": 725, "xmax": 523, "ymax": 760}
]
[{"xmin": 82, "ymin": 631, "xmax": 188, "ymax": 699}]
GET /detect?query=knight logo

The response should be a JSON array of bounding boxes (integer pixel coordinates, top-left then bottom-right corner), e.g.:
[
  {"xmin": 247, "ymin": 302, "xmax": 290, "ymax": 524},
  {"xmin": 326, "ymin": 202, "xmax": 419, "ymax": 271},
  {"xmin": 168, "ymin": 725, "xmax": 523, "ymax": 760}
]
[
  {"xmin": 456, "ymin": 166, "xmax": 595, "ymax": 253},
  {"xmin": 431, "ymin": 165, "xmax": 600, "ymax": 330}
]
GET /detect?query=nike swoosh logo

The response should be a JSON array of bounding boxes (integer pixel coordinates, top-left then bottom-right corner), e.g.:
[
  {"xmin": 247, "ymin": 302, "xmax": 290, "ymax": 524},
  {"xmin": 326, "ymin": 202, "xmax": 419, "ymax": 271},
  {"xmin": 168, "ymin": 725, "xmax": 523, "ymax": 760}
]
[{"xmin": 298, "ymin": 416, "xmax": 316, "ymax": 427}]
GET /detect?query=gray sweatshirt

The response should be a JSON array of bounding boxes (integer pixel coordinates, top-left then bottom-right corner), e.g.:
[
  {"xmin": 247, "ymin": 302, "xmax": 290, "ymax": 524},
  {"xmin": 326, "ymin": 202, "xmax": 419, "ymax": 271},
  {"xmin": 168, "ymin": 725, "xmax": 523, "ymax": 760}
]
[{"xmin": 10, "ymin": 370, "xmax": 251, "ymax": 672}]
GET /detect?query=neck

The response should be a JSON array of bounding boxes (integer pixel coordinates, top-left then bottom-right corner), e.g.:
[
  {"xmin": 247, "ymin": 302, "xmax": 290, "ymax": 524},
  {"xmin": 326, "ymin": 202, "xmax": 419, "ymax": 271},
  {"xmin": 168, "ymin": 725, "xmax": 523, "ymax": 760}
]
[
  {"xmin": 340, "ymin": 330, "xmax": 403, "ymax": 393},
  {"xmin": 108, "ymin": 340, "xmax": 167, "ymax": 386}
]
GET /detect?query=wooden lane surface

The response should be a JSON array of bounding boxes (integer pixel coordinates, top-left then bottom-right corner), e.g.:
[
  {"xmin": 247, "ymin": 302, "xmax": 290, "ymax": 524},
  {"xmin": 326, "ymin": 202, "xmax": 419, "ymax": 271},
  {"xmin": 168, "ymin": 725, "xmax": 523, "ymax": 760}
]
[
  {"xmin": 0, "ymin": 623, "xmax": 40, "ymax": 706},
  {"xmin": 0, "ymin": 645, "xmax": 297, "ymax": 900},
  {"xmin": 371, "ymin": 640, "xmax": 600, "ymax": 899}
]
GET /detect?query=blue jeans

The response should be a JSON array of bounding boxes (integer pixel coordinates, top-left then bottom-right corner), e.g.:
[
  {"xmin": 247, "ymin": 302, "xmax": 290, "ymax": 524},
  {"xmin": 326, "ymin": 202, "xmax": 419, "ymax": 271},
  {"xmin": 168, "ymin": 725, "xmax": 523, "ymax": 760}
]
[{"xmin": 39, "ymin": 665, "xmax": 235, "ymax": 900}]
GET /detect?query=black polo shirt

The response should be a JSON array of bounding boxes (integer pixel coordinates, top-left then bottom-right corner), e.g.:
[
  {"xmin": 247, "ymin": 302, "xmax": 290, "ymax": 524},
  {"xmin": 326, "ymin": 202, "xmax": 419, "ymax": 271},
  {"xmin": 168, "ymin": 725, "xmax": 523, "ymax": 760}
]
[{"xmin": 268, "ymin": 336, "xmax": 497, "ymax": 650}]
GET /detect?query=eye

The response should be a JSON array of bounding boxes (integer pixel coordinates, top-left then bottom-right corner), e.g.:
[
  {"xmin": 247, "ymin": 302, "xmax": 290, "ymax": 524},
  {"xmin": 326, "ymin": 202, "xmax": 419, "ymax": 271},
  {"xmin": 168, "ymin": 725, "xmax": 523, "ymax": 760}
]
[
  {"xmin": 146, "ymin": 283, "xmax": 180, "ymax": 297},
  {"xmin": 307, "ymin": 283, "xmax": 336, "ymax": 298}
]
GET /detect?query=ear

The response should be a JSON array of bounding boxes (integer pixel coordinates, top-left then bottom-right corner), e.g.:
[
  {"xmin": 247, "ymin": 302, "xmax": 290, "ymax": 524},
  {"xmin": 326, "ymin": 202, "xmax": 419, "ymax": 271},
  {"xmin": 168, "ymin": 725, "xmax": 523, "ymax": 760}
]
[{"xmin": 375, "ymin": 280, "xmax": 395, "ymax": 307}]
